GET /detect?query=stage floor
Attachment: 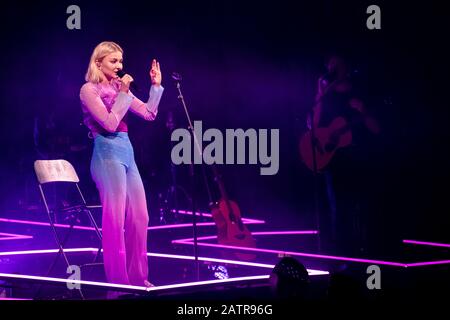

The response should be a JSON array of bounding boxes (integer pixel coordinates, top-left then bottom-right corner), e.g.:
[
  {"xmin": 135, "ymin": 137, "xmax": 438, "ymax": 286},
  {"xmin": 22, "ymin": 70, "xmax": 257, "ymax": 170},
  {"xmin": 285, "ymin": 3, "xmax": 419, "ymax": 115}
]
[{"xmin": 0, "ymin": 209, "xmax": 448, "ymax": 301}]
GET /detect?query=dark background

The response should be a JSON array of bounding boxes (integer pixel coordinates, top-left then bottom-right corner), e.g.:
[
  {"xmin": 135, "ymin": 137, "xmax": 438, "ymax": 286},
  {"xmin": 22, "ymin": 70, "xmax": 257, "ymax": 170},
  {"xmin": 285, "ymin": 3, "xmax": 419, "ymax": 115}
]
[{"xmin": 0, "ymin": 1, "xmax": 447, "ymax": 255}]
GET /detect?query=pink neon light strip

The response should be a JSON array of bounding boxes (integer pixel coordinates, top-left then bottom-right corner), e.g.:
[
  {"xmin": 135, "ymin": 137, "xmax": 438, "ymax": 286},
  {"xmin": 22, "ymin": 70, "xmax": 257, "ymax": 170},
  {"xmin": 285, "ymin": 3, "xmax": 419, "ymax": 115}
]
[
  {"xmin": 253, "ymin": 231, "xmax": 318, "ymax": 235},
  {"xmin": 0, "ymin": 272, "xmax": 149, "ymax": 291},
  {"xmin": 173, "ymin": 239, "xmax": 410, "ymax": 267},
  {"xmin": 403, "ymin": 239, "xmax": 450, "ymax": 248},
  {"xmin": 173, "ymin": 239, "xmax": 450, "ymax": 268},
  {"xmin": 0, "ymin": 272, "xmax": 270, "ymax": 293},
  {"xmin": 170, "ymin": 209, "xmax": 266, "ymax": 224},
  {"xmin": 0, "ymin": 218, "xmax": 262, "ymax": 232},
  {"xmin": 151, "ymin": 220, "xmax": 264, "ymax": 231},
  {"xmin": 147, "ymin": 252, "xmax": 328, "ymax": 276},
  {"xmin": 0, "ymin": 248, "xmax": 96, "ymax": 256},
  {"xmin": 405, "ymin": 260, "xmax": 450, "ymax": 267},
  {"xmin": 145, "ymin": 275, "xmax": 270, "ymax": 292},
  {"xmin": 149, "ymin": 222, "xmax": 225, "ymax": 230},
  {"xmin": 172, "ymin": 230, "xmax": 319, "ymax": 243},
  {"xmin": 2, "ymin": 245, "xmax": 446, "ymax": 269},
  {"xmin": 0, "ymin": 248, "xmax": 329, "ymax": 276},
  {"xmin": 0, "ymin": 232, "xmax": 33, "ymax": 241},
  {"xmin": 0, "ymin": 218, "xmax": 96, "ymax": 231},
  {"xmin": 170, "ymin": 229, "xmax": 448, "ymax": 267}
]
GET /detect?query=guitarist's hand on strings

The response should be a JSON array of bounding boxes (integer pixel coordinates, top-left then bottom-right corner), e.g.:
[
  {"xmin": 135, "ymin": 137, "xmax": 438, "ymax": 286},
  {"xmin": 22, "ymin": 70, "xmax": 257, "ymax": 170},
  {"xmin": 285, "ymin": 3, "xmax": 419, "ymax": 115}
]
[
  {"xmin": 349, "ymin": 98, "xmax": 365, "ymax": 113},
  {"xmin": 349, "ymin": 98, "xmax": 381, "ymax": 134}
]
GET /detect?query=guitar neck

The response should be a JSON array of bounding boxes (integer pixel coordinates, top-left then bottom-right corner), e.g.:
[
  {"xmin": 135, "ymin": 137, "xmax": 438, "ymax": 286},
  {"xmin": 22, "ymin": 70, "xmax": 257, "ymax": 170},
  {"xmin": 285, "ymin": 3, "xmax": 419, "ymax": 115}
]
[
  {"xmin": 217, "ymin": 181, "xmax": 230, "ymax": 203},
  {"xmin": 338, "ymin": 115, "xmax": 365, "ymax": 133},
  {"xmin": 211, "ymin": 165, "xmax": 236, "ymax": 220}
]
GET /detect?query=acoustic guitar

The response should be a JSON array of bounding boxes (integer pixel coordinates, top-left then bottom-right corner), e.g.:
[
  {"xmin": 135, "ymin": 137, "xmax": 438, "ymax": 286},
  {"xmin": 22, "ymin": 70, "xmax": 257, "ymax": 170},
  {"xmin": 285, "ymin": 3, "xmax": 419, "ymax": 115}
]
[
  {"xmin": 210, "ymin": 165, "xmax": 256, "ymax": 261},
  {"xmin": 299, "ymin": 116, "xmax": 353, "ymax": 172}
]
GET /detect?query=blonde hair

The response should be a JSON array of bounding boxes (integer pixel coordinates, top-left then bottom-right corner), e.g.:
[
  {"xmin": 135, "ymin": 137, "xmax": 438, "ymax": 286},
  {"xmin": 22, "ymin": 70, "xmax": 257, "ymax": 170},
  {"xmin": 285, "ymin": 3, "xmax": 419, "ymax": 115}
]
[{"xmin": 85, "ymin": 41, "xmax": 123, "ymax": 83}]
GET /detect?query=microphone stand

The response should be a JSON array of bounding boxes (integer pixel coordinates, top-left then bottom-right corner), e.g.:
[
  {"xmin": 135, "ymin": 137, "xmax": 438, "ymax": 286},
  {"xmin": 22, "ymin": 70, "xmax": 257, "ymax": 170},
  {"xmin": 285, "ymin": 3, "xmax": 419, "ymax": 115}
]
[
  {"xmin": 172, "ymin": 72, "xmax": 201, "ymax": 281},
  {"xmin": 307, "ymin": 109, "xmax": 322, "ymax": 253}
]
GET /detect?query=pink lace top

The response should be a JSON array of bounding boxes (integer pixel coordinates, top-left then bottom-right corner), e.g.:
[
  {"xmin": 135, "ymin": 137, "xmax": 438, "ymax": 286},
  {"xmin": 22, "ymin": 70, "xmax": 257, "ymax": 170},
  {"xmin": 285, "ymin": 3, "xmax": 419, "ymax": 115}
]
[{"xmin": 79, "ymin": 78, "xmax": 164, "ymax": 136}]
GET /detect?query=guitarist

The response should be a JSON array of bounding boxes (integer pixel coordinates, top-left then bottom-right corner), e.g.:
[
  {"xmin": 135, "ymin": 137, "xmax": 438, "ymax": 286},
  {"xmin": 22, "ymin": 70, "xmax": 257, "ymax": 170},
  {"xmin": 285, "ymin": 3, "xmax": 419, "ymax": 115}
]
[
  {"xmin": 308, "ymin": 53, "xmax": 380, "ymax": 256},
  {"xmin": 309, "ymin": 54, "xmax": 380, "ymax": 139}
]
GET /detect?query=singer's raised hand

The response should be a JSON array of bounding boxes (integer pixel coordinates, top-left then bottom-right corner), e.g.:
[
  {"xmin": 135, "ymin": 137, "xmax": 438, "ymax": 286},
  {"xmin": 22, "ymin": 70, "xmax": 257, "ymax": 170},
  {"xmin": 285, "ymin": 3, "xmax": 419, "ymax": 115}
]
[{"xmin": 150, "ymin": 59, "xmax": 162, "ymax": 86}]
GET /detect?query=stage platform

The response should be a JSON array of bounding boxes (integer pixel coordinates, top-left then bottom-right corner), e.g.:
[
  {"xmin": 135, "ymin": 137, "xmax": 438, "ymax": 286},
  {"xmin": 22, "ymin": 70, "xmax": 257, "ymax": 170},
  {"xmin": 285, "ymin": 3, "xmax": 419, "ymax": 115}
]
[{"xmin": 0, "ymin": 209, "xmax": 448, "ymax": 302}]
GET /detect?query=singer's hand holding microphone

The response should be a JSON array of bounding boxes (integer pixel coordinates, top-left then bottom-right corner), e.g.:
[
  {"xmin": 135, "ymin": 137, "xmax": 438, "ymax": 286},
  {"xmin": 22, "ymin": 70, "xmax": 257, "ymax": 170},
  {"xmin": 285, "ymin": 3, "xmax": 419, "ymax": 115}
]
[
  {"xmin": 117, "ymin": 58, "xmax": 162, "ymax": 93},
  {"xmin": 117, "ymin": 71, "xmax": 134, "ymax": 93}
]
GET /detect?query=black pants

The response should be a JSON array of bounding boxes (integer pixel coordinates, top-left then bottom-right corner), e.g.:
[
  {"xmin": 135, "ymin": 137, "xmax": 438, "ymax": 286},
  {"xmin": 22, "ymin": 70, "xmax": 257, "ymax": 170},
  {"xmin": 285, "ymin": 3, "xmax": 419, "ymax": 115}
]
[{"xmin": 322, "ymin": 147, "xmax": 371, "ymax": 256}]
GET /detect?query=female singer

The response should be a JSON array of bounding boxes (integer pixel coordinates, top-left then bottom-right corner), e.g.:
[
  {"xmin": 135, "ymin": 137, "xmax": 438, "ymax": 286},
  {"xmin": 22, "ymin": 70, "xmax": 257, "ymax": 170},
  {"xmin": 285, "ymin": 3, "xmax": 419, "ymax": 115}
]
[{"xmin": 80, "ymin": 41, "xmax": 163, "ymax": 287}]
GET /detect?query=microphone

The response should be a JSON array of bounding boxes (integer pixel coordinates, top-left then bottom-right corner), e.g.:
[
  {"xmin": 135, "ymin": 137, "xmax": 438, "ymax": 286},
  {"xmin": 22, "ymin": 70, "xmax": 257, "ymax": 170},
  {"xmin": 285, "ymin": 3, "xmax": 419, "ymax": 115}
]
[
  {"xmin": 117, "ymin": 70, "xmax": 139, "ymax": 91},
  {"xmin": 171, "ymin": 72, "xmax": 182, "ymax": 81}
]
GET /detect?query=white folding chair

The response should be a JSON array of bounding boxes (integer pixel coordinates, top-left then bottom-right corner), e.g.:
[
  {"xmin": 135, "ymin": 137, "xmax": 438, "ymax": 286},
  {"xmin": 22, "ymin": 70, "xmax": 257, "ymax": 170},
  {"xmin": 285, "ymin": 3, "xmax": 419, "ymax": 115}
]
[{"xmin": 33, "ymin": 160, "xmax": 102, "ymax": 298}]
